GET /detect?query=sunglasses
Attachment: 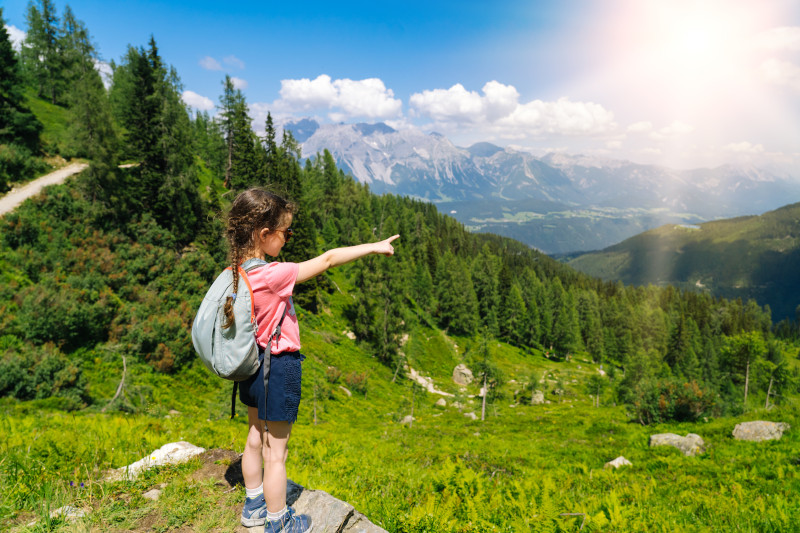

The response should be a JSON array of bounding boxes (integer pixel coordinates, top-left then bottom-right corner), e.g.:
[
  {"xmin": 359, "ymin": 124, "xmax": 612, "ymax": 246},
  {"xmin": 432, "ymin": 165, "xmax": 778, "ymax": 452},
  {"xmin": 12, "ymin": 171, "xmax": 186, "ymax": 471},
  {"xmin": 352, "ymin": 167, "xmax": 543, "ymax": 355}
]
[{"xmin": 276, "ymin": 228, "xmax": 293, "ymax": 242}]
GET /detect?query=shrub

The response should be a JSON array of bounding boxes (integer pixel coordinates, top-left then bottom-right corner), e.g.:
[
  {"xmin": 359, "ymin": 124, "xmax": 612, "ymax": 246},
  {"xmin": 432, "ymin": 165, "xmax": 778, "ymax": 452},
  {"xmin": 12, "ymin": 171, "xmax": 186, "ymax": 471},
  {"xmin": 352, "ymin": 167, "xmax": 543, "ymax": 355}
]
[
  {"xmin": 630, "ymin": 378, "xmax": 715, "ymax": 425},
  {"xmin": 0, "ymin": 143, "xmax": 48, "ymax": 193},
  {"xmin": 344, "ymin": 371, "xmax": 368, "ymax": 396},
  {"xmin": 0, "ymin": 342, "xmax": 88, "ymax": 408},
  {"xmin": 325, "ymin": 366, "xmax": 342, "ymax": 384}
]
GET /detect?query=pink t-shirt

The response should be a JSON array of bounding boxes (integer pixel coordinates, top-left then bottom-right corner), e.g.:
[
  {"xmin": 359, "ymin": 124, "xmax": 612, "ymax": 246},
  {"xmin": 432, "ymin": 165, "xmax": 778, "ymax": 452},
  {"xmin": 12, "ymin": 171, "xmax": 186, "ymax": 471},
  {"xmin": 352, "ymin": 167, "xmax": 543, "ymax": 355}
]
[{"xmin": 246, "ymin": 262, "xmax": 301, "ymax": 354}]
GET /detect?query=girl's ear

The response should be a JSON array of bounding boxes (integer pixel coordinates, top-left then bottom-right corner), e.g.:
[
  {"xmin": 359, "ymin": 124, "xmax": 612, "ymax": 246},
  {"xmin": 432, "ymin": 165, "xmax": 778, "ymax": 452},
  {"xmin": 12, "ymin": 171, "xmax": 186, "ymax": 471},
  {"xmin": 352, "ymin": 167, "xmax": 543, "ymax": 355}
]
[{"xmin": 257, "ymin": 228, "xmax": 271, "ymax": 243}]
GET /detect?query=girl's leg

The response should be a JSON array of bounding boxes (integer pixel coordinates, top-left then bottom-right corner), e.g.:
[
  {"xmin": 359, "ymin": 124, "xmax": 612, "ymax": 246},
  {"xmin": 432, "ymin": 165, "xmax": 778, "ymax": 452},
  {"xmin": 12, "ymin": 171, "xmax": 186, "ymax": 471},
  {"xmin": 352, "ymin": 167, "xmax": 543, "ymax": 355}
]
[
  {"xmin": 263, "ymin": 420, "xmax": 292, "ymax": 513},
  {"xmin": 242, "ymin": 406, "xmax": 264, "ymax": 489}
]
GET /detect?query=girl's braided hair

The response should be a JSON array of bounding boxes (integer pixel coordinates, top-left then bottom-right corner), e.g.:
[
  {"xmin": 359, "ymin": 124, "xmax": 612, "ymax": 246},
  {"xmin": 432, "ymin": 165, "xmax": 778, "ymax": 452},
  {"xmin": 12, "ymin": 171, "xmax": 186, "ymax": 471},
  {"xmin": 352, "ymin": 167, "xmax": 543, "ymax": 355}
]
[{"xmin": 223, "ymin": 188, "xmax": 296, "ymax": 329}]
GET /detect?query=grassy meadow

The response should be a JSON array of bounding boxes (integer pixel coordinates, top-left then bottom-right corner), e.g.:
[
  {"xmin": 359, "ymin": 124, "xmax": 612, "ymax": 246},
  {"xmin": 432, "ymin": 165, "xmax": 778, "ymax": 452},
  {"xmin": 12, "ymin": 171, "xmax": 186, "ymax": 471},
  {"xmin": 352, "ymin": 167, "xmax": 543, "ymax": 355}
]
[{"xmin": 2, "ymin": 298, "xmax": 798, "ymax": 532}]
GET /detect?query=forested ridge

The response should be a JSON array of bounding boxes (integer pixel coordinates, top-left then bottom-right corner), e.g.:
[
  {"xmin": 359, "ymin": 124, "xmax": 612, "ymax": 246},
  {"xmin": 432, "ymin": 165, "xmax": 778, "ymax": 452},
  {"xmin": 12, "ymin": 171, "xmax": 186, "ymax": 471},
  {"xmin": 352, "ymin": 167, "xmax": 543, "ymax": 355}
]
[
  {"xmin": 568, "ymin": 203, "xmax": 800, "ymax": 324},
  {"xmin": 1, "ymin": 1, "xmax": 799, "ymax": 427}
]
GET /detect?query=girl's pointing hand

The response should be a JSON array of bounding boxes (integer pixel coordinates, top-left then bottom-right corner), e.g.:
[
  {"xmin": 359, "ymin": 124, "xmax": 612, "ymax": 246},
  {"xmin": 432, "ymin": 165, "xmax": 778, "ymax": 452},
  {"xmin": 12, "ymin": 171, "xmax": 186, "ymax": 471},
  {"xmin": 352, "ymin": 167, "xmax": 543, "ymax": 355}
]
[{"xmin": 375, "ymin": 234, "xmax": 400, "ymax": 256}]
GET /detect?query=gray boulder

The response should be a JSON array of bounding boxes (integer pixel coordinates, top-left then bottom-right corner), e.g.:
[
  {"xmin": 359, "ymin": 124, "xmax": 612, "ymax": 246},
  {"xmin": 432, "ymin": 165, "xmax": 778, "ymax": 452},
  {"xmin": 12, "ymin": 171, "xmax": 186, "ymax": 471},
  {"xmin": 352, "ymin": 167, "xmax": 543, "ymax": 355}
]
[
  {"xmin": 453, "ymin": 364, "xmax": 474, "ymax": 385},
  {"xmin": 732, "ymin": 421, "xmax": 790, "ymax": 442},
  {"xmin": 649, "ymin": 433, "xmax": 706, "ymax": 456},
  {"xmin": 281, "ymin": 479, "xmax": 387, "ymax": 533},
  {"xmin": 530, "ymin": 391, "xmax": 545, "ymax": 405}
]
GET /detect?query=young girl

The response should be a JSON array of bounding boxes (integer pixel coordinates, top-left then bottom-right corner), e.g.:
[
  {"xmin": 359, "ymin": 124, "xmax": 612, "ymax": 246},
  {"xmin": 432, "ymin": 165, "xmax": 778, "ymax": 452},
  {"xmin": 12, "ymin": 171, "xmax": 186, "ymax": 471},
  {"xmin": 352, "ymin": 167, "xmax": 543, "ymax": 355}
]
[{"xmin": 226, "ymin": 188, "xmax": 398, "ymax": 532}]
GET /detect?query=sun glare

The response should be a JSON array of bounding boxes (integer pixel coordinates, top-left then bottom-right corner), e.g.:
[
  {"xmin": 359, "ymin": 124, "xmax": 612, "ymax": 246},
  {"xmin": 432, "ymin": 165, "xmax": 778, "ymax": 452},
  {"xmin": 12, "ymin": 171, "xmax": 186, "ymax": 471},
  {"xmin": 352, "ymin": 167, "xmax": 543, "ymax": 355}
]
[
  {"xmin": 647, "ymin": 2, "xmax": 750, "ymax": 79},
  {"xmin": 579, "ymin": 0, "xmax": 785, "ymax": 166}
]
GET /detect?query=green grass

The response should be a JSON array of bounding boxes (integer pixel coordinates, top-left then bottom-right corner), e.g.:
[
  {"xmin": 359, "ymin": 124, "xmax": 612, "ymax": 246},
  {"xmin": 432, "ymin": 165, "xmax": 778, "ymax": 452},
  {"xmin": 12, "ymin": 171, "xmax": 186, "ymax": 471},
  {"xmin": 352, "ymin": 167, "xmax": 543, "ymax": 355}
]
[
  {"xmin": 24, "ymin": 91, "xmax": 71, "ymax": 157},
  {"xmin": 2, "ymin": 322, "xmax": 798, "ymax": 532}
]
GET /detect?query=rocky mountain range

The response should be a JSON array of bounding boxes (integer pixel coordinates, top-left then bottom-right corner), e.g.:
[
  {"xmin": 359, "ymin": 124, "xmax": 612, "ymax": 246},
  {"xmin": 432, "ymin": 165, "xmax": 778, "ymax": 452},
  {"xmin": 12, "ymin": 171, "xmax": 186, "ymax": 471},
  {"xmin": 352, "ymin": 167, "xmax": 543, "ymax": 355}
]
[{"xmin": 283, "ymin": 119, "xmax": 800, "ymax": 254}]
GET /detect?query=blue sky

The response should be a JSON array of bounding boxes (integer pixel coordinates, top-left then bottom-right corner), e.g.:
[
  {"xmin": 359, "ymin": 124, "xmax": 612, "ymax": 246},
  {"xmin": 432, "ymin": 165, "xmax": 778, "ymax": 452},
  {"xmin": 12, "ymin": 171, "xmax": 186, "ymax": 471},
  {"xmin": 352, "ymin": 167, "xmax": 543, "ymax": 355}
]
[{"xmin": 4, "ymin": 0, "xmax": 800, "ymax": 170}]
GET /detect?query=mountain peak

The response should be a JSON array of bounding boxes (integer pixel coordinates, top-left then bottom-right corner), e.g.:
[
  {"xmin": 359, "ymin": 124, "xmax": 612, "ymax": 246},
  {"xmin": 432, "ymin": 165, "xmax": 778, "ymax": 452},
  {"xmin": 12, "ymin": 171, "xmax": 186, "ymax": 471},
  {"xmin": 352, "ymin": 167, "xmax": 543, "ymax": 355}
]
[
  {"xmin": 283, "ymin": 118, "xmax": 320, "ymax": 143},
  {"xmin": 353, "ymin": 122, "xmax": 396, "ymax": 136},
  {"xmin": 467, "ymin": 142, "xmax": 504, "ymax": 158}
]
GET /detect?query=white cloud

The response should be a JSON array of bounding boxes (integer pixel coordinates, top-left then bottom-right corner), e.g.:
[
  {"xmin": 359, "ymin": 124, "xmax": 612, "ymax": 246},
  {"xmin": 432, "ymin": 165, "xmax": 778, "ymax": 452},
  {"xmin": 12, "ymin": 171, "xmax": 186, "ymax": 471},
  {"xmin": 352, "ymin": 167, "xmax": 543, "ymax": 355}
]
[
  {"xmin": 723, "ymin": 141, "xmax": 765, "ymax": 154},
  {"xmin": 231, "ymin": 77, "xmax": 248, "ymax": 90},
  {"xmin": 277, "ymin": 74, "xmax": 402, "ymax": 120},
  {"xmin": 199, "ymin": 56, "xmax": 222, "ymax": 70},
  {"xmin": 5, "ymin": 24, "xmax": 25, "ymax": 51},
  {"xmin": 760, "ymin": 58, "xmax": 800, "ymax": 91},
  {"xmin": 496, "ymin": 97, "xmax": 616, "ymax": 136},
  {"xmin": 606, "ymin": 140, "xmax": 623, "ymax": 149},
  {"xmin": 410, "ymin": 84, "xmax": 495, "ymax": 123},
  {"xmin": 640, "ymin": 148, "xmax": 662, "ymax": 155},
  {"xmin": 182, "ymin": 90, "xmax": 215, "ymax": 111},
  {"xmin": 649, "ymin": 120, "xmax": 695, "ymax": 140},
  {"xmin": 627, "ymin": 121, "xmax": 653, "ymax": 133},
  {"xmin": 410, "ymin": 81, "xmax": 520, "ymax": 125},
  {"xmin": 224, "ymin": 55, "xmax": 245, "ymax": 69},
  {"xmin": 411, "ymin": 82, "xmax": 616, "ymax": 137}
]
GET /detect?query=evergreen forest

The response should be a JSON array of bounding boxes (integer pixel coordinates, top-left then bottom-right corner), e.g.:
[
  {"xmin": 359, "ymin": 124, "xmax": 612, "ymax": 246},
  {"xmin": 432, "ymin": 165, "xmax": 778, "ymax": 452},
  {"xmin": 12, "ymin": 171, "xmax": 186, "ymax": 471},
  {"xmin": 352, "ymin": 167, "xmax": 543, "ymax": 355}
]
[{"xmin": 1, "ymin": 3, "xmax": 799, "ymax": 531}]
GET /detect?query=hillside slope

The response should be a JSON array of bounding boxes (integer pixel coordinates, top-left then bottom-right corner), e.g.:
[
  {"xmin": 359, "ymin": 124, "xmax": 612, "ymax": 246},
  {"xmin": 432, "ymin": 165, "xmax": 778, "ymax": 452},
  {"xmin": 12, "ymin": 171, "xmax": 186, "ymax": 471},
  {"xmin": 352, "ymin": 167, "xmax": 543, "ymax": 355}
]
[{"xmin": 568, "ymin": 202, "xmax": 800, "ymax": 320}]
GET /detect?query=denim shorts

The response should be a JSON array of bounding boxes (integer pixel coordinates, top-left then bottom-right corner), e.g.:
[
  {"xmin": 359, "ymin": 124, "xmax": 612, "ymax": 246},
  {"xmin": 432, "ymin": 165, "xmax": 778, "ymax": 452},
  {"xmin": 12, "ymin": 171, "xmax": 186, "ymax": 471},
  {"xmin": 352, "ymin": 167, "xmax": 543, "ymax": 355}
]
[{"xmin": 239, "ymin": 351, "xmax": 304, "ymax": 423}]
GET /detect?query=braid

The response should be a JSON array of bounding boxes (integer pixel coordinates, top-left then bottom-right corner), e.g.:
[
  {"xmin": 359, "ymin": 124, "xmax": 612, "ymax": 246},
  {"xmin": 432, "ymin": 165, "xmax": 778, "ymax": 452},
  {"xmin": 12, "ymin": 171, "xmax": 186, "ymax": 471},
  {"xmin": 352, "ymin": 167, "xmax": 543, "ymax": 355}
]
[
  {"xmin": 222, "ymin": 188, "xmax": 297, "ymax": 330},
  {"xmin": 222, "ymin": 247, "xmax": 242, "ymax": 329}
]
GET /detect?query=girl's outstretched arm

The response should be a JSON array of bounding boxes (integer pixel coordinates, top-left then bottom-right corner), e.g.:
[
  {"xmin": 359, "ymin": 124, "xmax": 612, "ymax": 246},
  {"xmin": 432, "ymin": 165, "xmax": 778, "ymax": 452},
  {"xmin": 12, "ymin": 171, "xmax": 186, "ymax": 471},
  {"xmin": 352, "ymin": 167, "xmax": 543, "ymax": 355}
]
[{"xmin": 296, "ymin": 235, "xmax": 399, "ymax": 284}]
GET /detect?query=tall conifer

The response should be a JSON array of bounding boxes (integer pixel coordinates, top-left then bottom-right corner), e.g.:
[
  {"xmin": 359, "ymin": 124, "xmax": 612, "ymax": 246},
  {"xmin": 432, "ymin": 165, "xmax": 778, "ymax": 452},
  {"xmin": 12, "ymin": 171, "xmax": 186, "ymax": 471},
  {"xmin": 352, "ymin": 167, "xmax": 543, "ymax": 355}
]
[
  {"xmin": 21, "ymin": 0, "xmax": 63, "ymax": 104},
  {"xmin": 0, "ymin": 8, "xmax": 42, "ymax": 153}
]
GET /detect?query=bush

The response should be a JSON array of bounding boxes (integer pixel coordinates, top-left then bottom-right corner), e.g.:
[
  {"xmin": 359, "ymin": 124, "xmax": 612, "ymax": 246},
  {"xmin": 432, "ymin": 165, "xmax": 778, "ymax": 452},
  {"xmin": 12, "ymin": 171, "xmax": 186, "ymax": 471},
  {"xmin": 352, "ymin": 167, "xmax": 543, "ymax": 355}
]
[
  {"xmin": 0, "ymin": 341, "xmax": 88, "ymax": 408},
  {"xmin": 630, "ymin": 378, "xmax": 715, "ymax": 425},
  {"xmin": 345, "ymin": 371, "xmax": 368, "ymax": 396},
  {"xmin": 0, "ymin": 143, "xmax": 48, "ymax": 192},
  {"xmin": 325, "ymin": 366, "xmax": 342, "ymax": 384}
]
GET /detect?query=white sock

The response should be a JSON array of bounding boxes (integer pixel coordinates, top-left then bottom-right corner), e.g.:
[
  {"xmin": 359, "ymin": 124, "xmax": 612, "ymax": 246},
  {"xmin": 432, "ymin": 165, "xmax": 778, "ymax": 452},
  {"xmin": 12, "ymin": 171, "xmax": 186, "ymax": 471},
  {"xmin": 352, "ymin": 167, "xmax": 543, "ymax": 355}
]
[
  {"xmin": 267, "ymin": 506, "xmax": 288, "ymax": 520},
  {"xmin": 245, "ymin": 484, "xmax": 263, "ymax": 499}
]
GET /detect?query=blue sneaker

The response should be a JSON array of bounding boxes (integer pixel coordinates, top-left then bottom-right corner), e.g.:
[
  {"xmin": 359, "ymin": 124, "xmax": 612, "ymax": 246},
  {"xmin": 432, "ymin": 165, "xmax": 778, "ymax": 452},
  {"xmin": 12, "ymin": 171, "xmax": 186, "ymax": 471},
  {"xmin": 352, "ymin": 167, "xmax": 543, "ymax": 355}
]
[
  {"xmin": 264, "ymin": 506, "xmax": 313, "ymax": 532},
  {"xmin": 241, "ymin": 494, "xmax": 267, "ymax": 527}
]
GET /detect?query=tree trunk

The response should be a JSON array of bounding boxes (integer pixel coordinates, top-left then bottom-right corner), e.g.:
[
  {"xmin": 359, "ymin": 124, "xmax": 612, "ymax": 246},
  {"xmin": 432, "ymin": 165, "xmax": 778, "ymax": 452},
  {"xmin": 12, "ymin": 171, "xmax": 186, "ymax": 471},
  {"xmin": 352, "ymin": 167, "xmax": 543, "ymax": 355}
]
[
  {"xmin": 410, "ymin": 388, "xmax": 414, "ymax": 429},
  {"xmin": 481, "ymin": 374, "xmax": 487, "ymax": 421},
  {"xmin": 101, "ymin": 355, "xmax": 127, "ymax": 413},
  {"xmin": 313, "ymin": 385, "xmax": 318, "ymax": 425},
  {"xmin": 391, "ymin": 352, "xmax": 404, "ymax": 383},
  {"xmin": 765, "ymin": 376, "xmax": 774, "ymax": 409},
  {"xmin": 224, "ymin": 136, "xmax": 232, "ymax": 188},
  {"xmin": 744, "ymin": 359, "xmax": 750, "ymax": 408}
]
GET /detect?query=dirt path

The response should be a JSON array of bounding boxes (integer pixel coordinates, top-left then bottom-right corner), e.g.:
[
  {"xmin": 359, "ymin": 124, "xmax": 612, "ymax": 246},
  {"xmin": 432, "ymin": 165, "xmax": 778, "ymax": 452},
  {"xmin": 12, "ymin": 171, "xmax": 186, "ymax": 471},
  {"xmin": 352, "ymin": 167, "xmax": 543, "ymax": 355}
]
[{"xmin": 0, "ymin": 162, "xmax": 89, "ymax": 217}]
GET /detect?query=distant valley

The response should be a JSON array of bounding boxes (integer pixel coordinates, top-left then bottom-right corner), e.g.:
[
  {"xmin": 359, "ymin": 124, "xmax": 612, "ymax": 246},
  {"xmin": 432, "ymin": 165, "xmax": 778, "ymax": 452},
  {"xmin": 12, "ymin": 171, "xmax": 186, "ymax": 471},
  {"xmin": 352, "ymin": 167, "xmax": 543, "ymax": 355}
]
[
  {"xmin": 567, "ymin": 202, "xmax": 800, "ymax": 321},
  {"xmin": 284, "ymin": 119, "xmax": 800, "ymax": 254}
]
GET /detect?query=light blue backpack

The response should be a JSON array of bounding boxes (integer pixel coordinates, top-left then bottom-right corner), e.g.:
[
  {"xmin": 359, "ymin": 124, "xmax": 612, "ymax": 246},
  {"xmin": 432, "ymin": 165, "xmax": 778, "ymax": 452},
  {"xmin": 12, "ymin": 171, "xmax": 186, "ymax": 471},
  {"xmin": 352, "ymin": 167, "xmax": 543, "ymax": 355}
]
[{"xmin": 191, "ymin": 258, "xmax": 287, "ymax": 418}]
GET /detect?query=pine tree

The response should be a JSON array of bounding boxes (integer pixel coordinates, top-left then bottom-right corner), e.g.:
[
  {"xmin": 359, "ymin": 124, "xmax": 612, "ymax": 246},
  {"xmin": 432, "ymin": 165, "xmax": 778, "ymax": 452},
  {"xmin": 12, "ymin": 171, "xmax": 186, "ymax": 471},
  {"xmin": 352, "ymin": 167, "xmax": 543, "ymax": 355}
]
[
  {"xmin": 108, "ymin": 37, "xmax": 201, "ymax": 244},
  {"xmin": 217, "ymin": 75, "xmax": 260, "ymax": 190},
  {"xmin": 471, "ymin": 246, "xmax": 499, "ymax": 331},
  {"xmin": 665, "ymin": 314, "xmax": 701, "ymax": 380},
  {"xmin": 0, "ymin": 7, "xmax": 42, "ymax": 153},
  {"xmin": 499, "ymin": 282, "xmax": 527, "ymax": 345},
  {"xmin": 577, "ymin": 290, "xmax": 604, "ymax": 363},
  {"xmin": 21, "ymin": 0, "xmax": 63, "ymax": 104},
  {"xmin": 412, "ymin": 260, "xmax": 434, "ymax": 313},
  {"xmin": 0, "ymin": 7, "xmax": 43, "ymax": 191},
  {"xmin": 60, "ymin": 7, "xmax": 117, "ymax": 165},
  {"xmin": 351, "ymin": 254, "xmax": 407, "ymax": 367},
  {"xmin": 435, "ymin": 252, "xmax": 479, "ymax": 335}
]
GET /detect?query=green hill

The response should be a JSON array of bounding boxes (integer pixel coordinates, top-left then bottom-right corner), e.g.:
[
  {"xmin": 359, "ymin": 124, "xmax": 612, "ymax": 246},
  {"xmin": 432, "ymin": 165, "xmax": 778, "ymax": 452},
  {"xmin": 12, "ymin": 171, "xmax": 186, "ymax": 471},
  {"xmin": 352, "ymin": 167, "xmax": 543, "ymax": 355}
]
[{"xmin": 568, "ymin": 202, "xmax": 800, "ymax": 321}]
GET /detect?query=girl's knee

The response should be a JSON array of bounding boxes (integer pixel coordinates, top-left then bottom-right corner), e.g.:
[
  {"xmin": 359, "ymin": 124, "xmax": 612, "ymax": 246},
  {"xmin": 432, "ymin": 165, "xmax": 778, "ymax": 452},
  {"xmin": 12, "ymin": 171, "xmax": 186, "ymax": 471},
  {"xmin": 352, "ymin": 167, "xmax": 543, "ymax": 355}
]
[
  {"xmin": 246, "ymin": 426, "xmax": 263, "ymax": 451},
  {"xmin": 262, "ymin": 441, "xmax": 289, "ymax": 466}
]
